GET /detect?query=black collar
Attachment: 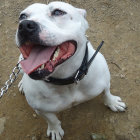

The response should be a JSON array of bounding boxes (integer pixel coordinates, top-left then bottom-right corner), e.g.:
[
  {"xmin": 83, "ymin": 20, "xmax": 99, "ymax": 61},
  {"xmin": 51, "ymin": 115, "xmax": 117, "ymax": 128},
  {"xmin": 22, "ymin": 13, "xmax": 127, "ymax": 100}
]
[{"xmin": 45, "ymin": 41, "xmax": 104, "ymax": 85}]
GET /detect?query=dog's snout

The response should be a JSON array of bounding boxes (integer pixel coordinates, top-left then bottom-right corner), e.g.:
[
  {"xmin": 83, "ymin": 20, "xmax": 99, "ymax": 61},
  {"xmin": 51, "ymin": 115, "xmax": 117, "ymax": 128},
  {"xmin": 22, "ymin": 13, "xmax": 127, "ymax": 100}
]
[
  {"xmin": 18, "ymin": 20, "xmax": 38, "ymax": 34},
  {"xmin": 18, "ymin": 20, "xmax": 40, "ymax": 45}
]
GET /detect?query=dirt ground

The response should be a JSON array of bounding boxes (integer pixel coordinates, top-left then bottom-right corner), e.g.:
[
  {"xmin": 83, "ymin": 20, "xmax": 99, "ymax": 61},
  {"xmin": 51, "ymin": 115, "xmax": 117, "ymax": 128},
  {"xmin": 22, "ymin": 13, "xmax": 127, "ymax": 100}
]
[{"xmin": 0, "ymin": 0, "xmax": 140, "ymax": 140}]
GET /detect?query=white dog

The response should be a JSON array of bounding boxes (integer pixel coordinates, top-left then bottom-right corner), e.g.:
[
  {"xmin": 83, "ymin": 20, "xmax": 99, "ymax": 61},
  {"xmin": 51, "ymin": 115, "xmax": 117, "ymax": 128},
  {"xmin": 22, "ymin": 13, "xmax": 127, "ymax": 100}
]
[{"xmin": 16, "ymin": 2, "xmax": 126, "ymax": 140}]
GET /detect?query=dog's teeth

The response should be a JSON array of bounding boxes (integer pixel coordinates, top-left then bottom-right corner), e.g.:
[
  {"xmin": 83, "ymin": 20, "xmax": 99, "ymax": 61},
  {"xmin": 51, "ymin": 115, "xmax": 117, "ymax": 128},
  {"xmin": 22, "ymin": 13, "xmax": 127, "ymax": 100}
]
[
  {"xmin": 53, "ymin": 47, "xmax": 60, "ymax": 61},
  {"xmin": 41, "ymin": 64, "xmax": 45, "ymax": 69},
  {"xmin": 37, "ymin": 64, "xmax": 45, "ymax": 71}
]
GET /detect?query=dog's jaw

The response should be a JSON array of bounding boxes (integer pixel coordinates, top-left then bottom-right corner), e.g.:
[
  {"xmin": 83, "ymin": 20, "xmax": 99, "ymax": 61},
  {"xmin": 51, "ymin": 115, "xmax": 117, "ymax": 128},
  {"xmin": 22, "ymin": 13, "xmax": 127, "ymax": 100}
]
[{"xmin": 19, "ymin": 40, "xmax": 77, "ymax": 80}]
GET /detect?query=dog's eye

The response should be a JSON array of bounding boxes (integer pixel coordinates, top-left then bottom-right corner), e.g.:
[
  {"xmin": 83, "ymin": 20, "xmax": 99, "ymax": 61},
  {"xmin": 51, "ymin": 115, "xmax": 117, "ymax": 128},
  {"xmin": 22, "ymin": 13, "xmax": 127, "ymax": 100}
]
[
  {"xmin": 19, "ymin": 14, "xmax": 27, "ymax": 20},
  {"xmin": 52, "ymin": 9, "xmax": 66, "ymax": 16}
]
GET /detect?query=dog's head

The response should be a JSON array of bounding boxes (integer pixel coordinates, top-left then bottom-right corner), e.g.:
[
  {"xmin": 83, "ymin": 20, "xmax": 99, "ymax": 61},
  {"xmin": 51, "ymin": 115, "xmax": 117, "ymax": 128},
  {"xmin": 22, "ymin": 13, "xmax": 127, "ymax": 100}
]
[{"xmin": 16, "ymin": 2, "xmax": 88, "ymax": 80}]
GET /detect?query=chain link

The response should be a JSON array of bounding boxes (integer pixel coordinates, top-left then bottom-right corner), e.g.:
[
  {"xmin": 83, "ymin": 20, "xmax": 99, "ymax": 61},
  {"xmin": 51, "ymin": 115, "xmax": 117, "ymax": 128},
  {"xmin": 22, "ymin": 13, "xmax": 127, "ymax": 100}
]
[{"xmin": 0, "ymin": 63, "xmax": 21, "ymax": 98}]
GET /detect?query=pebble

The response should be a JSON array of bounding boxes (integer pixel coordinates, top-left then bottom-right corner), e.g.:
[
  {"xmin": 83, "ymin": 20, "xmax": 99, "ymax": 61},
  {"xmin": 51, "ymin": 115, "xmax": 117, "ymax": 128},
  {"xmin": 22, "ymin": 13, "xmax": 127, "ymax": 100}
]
[
  {"xmin": 130, "ymin": 12, "xmax": 133, "ymax": 16},
  {"xmin": 91, "ymin": 133, "xmax": 107, "ymax": 140},
  {"xmin": 26, "ymin": 134, "xmax": 30, "ymax": 137},
  {"xmin": 120, "ymin": 74, "xmax": 125, "ymax": 79},
  {"xmin": 32, "ymin": 136, "xmax": 37, "ymax": 140},
  {"xmin": 0, "ymin": 117, "xmax": 6, "ymax": 134},
  {"xmin": 33, "ymin": 113, "xmax": 37, "ymax": 118}
]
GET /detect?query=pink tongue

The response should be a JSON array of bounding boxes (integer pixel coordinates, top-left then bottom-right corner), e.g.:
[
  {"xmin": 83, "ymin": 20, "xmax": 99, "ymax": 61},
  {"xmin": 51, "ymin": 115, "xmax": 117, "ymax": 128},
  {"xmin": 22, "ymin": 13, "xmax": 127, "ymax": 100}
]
[{"xmin": 20, "ymin": 46, "xmax": 57, "ymax": 74}]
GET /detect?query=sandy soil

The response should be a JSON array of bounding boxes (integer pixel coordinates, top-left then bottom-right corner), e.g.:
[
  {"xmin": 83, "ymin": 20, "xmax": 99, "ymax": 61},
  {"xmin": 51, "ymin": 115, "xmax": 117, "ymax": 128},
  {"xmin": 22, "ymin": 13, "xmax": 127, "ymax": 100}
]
[{"xmin": 0, "ymin": 0, "xmax": 140, "ymax": 140}]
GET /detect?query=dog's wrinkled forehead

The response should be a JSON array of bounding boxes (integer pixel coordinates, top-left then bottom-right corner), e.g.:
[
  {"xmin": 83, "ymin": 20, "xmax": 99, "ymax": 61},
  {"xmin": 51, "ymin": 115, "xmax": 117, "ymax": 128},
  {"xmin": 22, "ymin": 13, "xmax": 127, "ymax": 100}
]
[
  {"xmin": 48, "ymin": 2, "xmax": 87, "ymax": 17},
  {"xmin": 20, "ymin": 2, "xmax": 87, "ymax": 22}
]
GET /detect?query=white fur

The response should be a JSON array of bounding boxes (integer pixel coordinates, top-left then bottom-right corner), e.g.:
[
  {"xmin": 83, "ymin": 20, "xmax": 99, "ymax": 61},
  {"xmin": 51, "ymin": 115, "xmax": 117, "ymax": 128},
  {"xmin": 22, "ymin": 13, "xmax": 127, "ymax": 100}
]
[{"xmin": 17, "ymin": 2, "xmax": 126, "ymax": 140}]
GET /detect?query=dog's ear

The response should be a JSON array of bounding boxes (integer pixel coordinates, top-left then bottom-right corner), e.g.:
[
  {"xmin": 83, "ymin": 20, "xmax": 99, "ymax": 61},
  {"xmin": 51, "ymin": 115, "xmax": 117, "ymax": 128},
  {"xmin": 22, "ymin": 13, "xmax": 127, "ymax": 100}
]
[
  {"xmin": 76, "ymin": 8, "xmax": 87, "ymax": 18},
  {"xmin": 76, "ymin": 8, "xmax": 88, "ymax": 32}
]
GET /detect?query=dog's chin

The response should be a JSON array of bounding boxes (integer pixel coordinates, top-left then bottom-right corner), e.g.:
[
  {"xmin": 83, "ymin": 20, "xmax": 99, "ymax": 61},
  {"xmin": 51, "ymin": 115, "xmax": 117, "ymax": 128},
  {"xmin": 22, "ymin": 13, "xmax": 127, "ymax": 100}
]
[
  {"xmin": 19, "ymin": 40, "xmax": 77, "ymax": 80},
  {"xmin": 29, "ymin": 69, "xmax": 51, "ymax": 80}
]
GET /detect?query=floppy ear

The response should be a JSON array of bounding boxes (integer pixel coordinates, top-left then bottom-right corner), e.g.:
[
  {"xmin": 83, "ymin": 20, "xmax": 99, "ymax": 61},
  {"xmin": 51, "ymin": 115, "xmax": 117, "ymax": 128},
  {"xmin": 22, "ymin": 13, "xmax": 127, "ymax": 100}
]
[{"xmin": 76, "ymin": 8, "xmax": 87, "ymax": 18}]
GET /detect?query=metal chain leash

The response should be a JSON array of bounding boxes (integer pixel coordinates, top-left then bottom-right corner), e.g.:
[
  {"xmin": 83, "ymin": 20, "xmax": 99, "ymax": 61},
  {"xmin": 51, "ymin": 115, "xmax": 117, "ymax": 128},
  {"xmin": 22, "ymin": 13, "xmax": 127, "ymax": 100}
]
[{"xmin": 0, "ymin": 63, "xmax": 21, "ymax": 98}]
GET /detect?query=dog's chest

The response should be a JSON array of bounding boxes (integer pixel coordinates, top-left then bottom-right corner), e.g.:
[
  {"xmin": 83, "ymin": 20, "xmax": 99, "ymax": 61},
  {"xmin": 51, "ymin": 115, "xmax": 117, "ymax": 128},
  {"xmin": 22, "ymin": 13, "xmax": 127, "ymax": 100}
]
[{"xmin": 22, "ymin": 74, "xmax": 86, "ymax": 112}]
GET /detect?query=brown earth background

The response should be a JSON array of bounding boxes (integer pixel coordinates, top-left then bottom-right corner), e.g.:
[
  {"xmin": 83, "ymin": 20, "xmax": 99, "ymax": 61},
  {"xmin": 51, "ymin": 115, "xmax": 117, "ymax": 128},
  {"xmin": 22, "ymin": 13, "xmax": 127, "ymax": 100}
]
[{"xmin": 0, "ymin": 0, "xmax": 140, "ymax": 140}]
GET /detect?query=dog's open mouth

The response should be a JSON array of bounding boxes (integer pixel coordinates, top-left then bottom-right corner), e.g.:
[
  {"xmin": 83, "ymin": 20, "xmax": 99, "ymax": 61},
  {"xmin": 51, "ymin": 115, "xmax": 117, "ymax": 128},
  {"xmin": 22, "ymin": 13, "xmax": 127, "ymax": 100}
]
[{"xmin": 19, "ymin": 41, "xmax": 77, "ymax": 79}]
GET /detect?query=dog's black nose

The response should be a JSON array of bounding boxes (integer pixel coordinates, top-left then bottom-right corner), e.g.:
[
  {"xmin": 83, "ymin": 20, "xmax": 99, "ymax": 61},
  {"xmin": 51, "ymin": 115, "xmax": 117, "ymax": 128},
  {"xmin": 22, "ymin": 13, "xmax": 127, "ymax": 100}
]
[{"xmin": 18, "ymin": 20, "xmax": 38, "ymax": 35}]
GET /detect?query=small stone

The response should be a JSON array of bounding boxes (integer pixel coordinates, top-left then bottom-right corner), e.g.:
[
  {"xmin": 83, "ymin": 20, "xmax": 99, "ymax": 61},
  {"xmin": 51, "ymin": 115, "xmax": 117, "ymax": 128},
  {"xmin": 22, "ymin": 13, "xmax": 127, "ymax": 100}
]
[
  {"xmin": 0, "ymin": 117, "xmax": 6, "ymax": 134},
  {"xmin": 32, "ymin": 136, "xmax": 37, "ymax": 140},
  {"xmin": 120, "ymin": 74, "xmax": 125, "ymax": 79},
  {"xmin": 13, "ymin": 93, "xmax": 16, "ymax": 97},
  {"xmin": 91, "ymin": 133, "xmax": 107, "ymax": 140},
  {"xmin": 115, "ymin": 25, "xmax": 120, "ymax": 29},
  {"xmin": 122, "ymin": 67, "xmax": 127, "ymax": 72},
  {"xmin": 33, "ymin": 113, "xmax": 37, "ymax": 118},
  {"xmin": 26, "ymin": 134, "xmax": 30, "ymax": 137}
]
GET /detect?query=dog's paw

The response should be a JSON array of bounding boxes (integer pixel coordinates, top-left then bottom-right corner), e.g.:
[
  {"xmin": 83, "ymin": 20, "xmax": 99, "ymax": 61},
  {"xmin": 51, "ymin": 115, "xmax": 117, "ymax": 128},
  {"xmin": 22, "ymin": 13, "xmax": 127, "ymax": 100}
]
[
  {"xmin": 18, "ymin": 80, "xmax": 24, "ymax": 95},
  {"xmin": 104, "ymin": 95, "xmax": 126, "ymax": 112},
  {"xmin": 47, "ymin": 124, "xmax": 64, "ymax": 140}
]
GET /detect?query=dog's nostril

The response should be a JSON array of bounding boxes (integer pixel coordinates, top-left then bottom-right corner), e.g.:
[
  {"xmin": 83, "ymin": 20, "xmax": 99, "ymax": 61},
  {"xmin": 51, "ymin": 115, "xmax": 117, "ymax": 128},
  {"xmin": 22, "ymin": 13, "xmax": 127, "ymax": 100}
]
[
  {"xmin": 19, "ymin": 24, "xmax": 23, "ymax": 30},
  {"xmin": 18, "ymin": 20, "xmax": 38, "ymax": 33},
  {"xmin": 27, "ymin": 23, "xmax": 35, "ymax": 29}
]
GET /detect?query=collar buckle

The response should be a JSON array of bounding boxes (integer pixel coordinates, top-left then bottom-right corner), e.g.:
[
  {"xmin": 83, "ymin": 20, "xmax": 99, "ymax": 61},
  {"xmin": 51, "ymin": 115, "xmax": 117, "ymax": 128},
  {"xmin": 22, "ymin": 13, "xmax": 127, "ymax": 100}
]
[
  {"xmin": 74, "ymin": 69, "xmax": 87, "ymax": 84},
  {"xmin": 74, "ymin": 70, "xmax": 80, "ymax": 84}
]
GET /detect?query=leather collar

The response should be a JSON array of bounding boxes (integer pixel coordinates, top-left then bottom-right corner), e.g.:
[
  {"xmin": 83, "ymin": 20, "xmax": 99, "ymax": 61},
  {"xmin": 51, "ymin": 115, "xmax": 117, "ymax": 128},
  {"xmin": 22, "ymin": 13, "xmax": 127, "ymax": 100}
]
[{"xmin": 45, "ymin": 41, "xmax": 104, "ymax": 85}]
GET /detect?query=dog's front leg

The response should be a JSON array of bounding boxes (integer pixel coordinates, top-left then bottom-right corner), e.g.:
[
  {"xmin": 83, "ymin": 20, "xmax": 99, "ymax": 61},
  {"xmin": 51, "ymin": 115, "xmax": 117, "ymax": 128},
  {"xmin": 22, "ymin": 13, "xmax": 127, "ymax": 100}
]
[
  {"xmin": 36, "ymin": 111, "xmax": 64, "ymax": 140},
  {"xmin": 46, "ymin": 113, "xmax": 64, "ymax": 140}
]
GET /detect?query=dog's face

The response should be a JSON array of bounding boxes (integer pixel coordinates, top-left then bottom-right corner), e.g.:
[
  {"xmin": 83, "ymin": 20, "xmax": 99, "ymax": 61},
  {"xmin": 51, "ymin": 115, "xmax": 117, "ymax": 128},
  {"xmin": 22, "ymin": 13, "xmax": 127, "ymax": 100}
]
[{"xmin": 16, "ymin": 2, "xmax": 88, "ymax": 80}]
